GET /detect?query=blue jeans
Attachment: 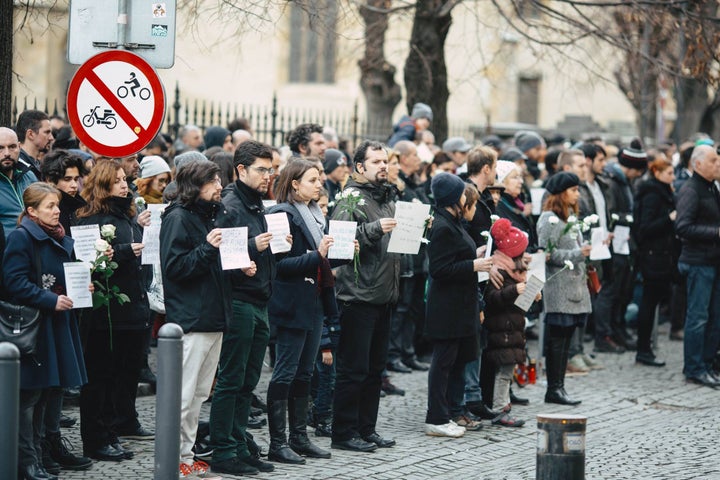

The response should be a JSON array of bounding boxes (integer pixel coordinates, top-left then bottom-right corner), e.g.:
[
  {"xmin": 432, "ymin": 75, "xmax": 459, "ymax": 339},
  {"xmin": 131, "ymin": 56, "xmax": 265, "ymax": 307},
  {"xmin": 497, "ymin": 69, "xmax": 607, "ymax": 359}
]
[
  {"xmin": 463, "ymin": 358, "xmax": 482, "ymax": 404},
  {"xmin": 678, "ymin": 263, "xmax": 720, "ymax": 377},
  {"xmin": 313, "ymin": 353, "xmax": 336, "ymax": 420}
]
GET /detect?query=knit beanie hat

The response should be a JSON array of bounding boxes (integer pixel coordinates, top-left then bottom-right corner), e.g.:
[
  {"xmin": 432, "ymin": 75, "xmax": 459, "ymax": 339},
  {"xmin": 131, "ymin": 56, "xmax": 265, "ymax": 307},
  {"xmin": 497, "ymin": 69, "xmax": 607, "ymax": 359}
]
[
  {"xmin": 491, "ymin": 218, "xmax": 529, "ymax": 258},
  {"xmin": 431, "ymin": 172, "xmax": 466, "ymax": 208},
  {"xmin": 499, "ymin": 147, "xmax": 527, "ymax": 164},
  {"xmin": 411, "ymin": 102, "xmax": 433, "ymax": 121},
  {"xmin": 203, "ymin": 126, "xmax": 231, "ymax": 150},
  {"xmin": 544, "ymin": 171, "xmax": 580, "ymax": 195},
  {"xmin": 618, "ymin": 139, "xmax": 648, "ymax": 170},
  {"xmin": 495, "ymin": 160, "xmax": 518, "ymax": 183},
  {"xmin": 173, "ymin": 151, "xmax": 209, "ymax": 173},
  {"xmin": 139, "ymin": 155, "xmax": 171, "ymax": 179},
  {"xmin": 323, "ymin": 149, "xmax": 348, "ymax": 175},
  {"xmin": 514, "ymin": 131, "xmax": 546, "ymax": 153}
]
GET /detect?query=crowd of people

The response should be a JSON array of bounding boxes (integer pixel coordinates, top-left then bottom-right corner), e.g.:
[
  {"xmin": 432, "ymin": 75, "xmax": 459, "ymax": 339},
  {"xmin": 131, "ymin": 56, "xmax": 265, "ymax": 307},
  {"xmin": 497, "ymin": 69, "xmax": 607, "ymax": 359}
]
[{"xmin": 2, "ymin": 103, "xmax": 717, "ymax": 480}]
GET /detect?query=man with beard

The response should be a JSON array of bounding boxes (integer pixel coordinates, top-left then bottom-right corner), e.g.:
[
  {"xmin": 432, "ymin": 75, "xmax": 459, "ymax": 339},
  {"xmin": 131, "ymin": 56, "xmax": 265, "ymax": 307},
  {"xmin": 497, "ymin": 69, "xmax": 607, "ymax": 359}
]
[
  {"xmin": 209, "ymin": 140, "xmax": 281, "ymax": 475},
  {"xmin": 16, "ymin": 110, "xmax": 54, "ymax": 180},
  {"xmin": 286, "ymin": 123, "xmax": 327, "ymax": 160},
  {"xmin": 331, "ymin": 140, "xmax": 399, "ymax": 452},
  {"xmin": 0, "ymin": 127, "xmax": 38, "ymax": 239}
]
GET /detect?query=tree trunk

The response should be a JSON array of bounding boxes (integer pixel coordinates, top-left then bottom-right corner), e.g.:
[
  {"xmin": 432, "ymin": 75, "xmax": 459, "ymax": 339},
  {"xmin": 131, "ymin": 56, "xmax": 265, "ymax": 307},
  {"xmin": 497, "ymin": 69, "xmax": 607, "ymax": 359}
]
[
  {"xmin": 671, "ymin": 77, "xmax": 709, "ymax": 143},
  {"xmin": 358, "ymin": 0, "xmax": 402, "ymax": 141},
  {"xmin": 0, "ymin": 0, "xmax": 12, "ymax": 127},
  {"xmin": 403, "ymin": 0, "xmax": 452, "ymax": 143}
]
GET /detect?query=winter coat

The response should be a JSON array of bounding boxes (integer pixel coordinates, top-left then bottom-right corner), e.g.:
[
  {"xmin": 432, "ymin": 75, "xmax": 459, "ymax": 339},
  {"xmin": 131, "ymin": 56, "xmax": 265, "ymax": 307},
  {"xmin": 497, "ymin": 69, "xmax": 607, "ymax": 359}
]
[
  {"xmin": 483, "ymin": 270, "xmax": 527, "ymax": 367},
  {"xmin": 536, "ymin": 211, "xmax": 592, "ymax": 314},
  {"xmin": 218, "ymin": 180, "xmax": 276, "ymax": 306},
  {"xmin": 160, "ymin": 200, "xmax": 231, "ymax": 333},
  {"xmin": 76, "ymin": 195, "xmax": 151, "ymax": 331},
  {"xmin": 496, "ymin": 193, "xmax": 538, "ymax": 252},
  {"xmin": 331, "ymin": 174, "xmax": 400, "ymax": 306},
  {"xmin": 600, "ymin": 163, "xmax": 634, "ymax": 223},
  {"xmin": 424, "ymin": 209, "xmax": 479, "ymax": 340},
  {"xmin": 387, "ymin": 115, "xmax": 417, "ymax": 147},
  {"xmin": 675, "ymin": 173, "xmax": 720, "ymax": 266},
  {"xmin": 268, "ymin": 202, "xmax": 342, "ymax": 331},
  {"xmin": 633, "ymin": 177, "xmax": 679, "ymax": 280},
  {"xmin": 3, "ymin": 217, "xmax": 87, "ymax": 390},
  {"xmin": 466, "ymin": 183, "xmax": 495, "ymax": 248},
  {"xmin": 59, "ymin": 190, "xmax": 87, "ymax": 234},
  {"xmin": 0, "ymin": 167, "xmax": 37, "ymax": 239}
]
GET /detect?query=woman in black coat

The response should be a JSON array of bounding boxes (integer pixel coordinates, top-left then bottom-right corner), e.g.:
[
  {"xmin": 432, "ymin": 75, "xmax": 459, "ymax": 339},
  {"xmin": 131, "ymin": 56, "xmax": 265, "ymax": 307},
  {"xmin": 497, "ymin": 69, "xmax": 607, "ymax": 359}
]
[
  {"xmin": 265, "ymin": 159, "xmax": 341, "ymax": 464},
  {"xmin": 633, "ymin": 158, "xmax": 677, "ymax": 367},
  {"xmin": 75, "ymin": 160, "xmax": 152, "ymax": 461},
  {"xmin": 424, "ymin": 174, "xmax": 489, "ymax": 438}
]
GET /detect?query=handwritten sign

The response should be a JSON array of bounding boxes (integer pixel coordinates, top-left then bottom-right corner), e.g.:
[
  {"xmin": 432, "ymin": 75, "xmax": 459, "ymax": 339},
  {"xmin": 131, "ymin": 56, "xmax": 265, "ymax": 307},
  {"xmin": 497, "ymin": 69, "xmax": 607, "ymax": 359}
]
[
  {"xmin": 612, "ymin": 225, "xmax": 630, "ymax": 256},
  {"xmin": 514, "ymin": 274, "xmax": 544, "ymax": 312},
  {"xmin": 387, "ymin": 201, "xmax": 431, "ymax": 254},
  {"xmin": 328, "ymin": 220, "xmax": 357, "ymax": 260},
  {"xmin": 64, "ymin": 262, "xmax": 93, "ymax": 309},
  {"xmin": 265, "ymin": 213, "xmax": 292, "ymax": 254},
  {"xmin": 219, "ymin": 227, "xmax": 252, "ymax": 270},
  {"xmin": 70, "ymin": 224, "xmax": 100, "ymax": 262},
  {"xmin": 590, "ymin": 227, "xmax": 612, "ymax": 261},
  {"xmin": 147, "ymin": 203, "xmax": 168, "ymax": 224},
  {"xmin": 530, "ymin": 188, "xmax": 546, "ymax": 215}
]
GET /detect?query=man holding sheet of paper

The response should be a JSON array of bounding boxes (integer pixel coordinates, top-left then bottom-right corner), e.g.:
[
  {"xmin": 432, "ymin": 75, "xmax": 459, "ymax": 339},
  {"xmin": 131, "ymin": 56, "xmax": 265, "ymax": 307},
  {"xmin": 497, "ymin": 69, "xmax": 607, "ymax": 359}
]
[
  {"xmin": 159, "ymin": 161, "xmax": 238, "ymax": 474},
  {"xmin": 330, "ymin": 140, "xmax": 399, "ymax": 453}
]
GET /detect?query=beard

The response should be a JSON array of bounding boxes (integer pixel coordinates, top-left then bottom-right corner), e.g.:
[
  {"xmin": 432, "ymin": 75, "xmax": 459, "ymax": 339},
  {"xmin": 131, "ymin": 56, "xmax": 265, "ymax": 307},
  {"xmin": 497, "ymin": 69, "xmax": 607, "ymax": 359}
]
[{"xmin": 0, "ymin": 158, "xmax": 14, "ymax": 174}]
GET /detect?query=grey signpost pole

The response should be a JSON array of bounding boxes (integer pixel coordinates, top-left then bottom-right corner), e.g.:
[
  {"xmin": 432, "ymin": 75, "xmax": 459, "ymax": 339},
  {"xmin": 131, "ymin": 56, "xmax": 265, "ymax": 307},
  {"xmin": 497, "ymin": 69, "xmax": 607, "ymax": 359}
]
[
  {"xmin": 0, "ymin": 342, "xmax": 20, "ymax": 480},
  {"xmin": 154, "ymin": 323, "xmax": 183, "ymax": 480}
]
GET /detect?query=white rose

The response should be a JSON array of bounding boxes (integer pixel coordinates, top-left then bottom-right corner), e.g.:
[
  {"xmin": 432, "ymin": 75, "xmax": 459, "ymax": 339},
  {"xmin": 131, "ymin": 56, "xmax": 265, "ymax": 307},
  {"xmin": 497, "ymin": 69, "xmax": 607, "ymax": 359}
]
[
  {"xmin": 564, "ymin": 260, "xmax": 574, "ymax": 271},
  {"xmin": 94, "ymin": 238, "xmax": 110, "ymax": 253},
  {"xmin": 100, "ymin": 224, "xmax": 116, "ymax": 239},
  {"xmin": 358, "ymin": 199, "xmax": 366, "ymax": 206},
  {"xmin": 480, "ymin": 230, "xmax": 490, "ymax": 238},
  {"xmin": 548, "ymin": 216, "xmax": 560, "ymax": 225},
  {"xmin": 567, "ymin": 215, "xmax": 577, "ymax": 224},
  {"xmin": 490, "ymin": 214, "xmax": 500, "ymax": 223},
  {"xmin": 134, "ymin": 197, "xmax": 146, "ymax": 206},
  {"xmin": 625, "ymin": 215, "xmax": 634, "ymax": 223},
  {"xmin": 611, "ymin": 213, "xmax": 620, "ymax": 221}
]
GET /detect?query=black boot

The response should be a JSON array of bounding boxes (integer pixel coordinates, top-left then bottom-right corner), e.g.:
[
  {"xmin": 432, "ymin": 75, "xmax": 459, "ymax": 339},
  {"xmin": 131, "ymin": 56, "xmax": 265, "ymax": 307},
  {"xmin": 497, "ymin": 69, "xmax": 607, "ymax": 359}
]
[
  {"xmin": 267, "ymin": 399, "xmax": 306, "ymax": 465},
  {"xmin": 40, "ymin": 440, "xmax": 61, "ymax": 475},
  {"xmin": 20, "ymin": 463, "xmax": 56, "ymax": 480},
  {"xmin": 288, "ymin": 396, "xmax": 331, "ymax": 459},
  {"xmin": 46, "ymin": 432, "xmax": 93, "ymax": 471},
  {"xmin": 545, "ymin": 333, "xmax": 581, "ymax": 405}
]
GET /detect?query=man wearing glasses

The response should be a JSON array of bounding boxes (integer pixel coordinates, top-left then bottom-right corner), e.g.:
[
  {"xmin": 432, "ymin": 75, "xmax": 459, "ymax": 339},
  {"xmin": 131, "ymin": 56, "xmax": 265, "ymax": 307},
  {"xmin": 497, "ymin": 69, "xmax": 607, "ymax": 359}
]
[{"xmin": 209, "ymin": 140, "xmax": 282, "ymax": 475}]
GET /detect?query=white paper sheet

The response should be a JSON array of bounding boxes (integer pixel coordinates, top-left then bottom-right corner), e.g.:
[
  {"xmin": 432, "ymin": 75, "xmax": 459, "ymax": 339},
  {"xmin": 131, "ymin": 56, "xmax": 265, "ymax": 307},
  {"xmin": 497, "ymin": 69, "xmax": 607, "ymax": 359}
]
[
  {"xmin": 528, "ymin": 251, "xmax": 547, "ymax": 282},
  {"xmin": 147, "ymin": 203, "xmax": 168, "ymax": 225},
  {"xmin": 530, "ymin": 188, "xmax": 546, "ymax": 215},
  {"xmin": 327, "ymin": 220, "xmax": 357, "ymax": 260},
  {"xmin": 265, "ymin": 213, "xmax": 292, "ymax": 254},
  {"xmin": 63, "ymin": 262, "xmax": 93, "ymax": 309},
  {"xmin": 612, "ymin": 225, "xmax": 630, "ymax": 255},
  {"xmin": 478, "ymin": 237, "xmax": 493, "ymax": 283},
  {"xmin": 219, "ymin": 227, "xmax": 252, "ymax": 270},
  {"xmin": 262, "ymin": 200, "xmax": 277, "ymax": 209},
  {"xmin": 514, "ymin": 274, "xmax": 545, "ymax": 312},
  {"xmin": 590, "ymin": 227, "xmax": 612, "ymax": 260},
  {"xmin": 387, "ymin": 201, "xmax": 431, "ymax": 254},
  {"xmin": 141, "ymin": 225, "xmax": 162, "ymax": 265},
  {"xmin": 70, "ymin": 224, "xmax": 101, "ymax": 263}
]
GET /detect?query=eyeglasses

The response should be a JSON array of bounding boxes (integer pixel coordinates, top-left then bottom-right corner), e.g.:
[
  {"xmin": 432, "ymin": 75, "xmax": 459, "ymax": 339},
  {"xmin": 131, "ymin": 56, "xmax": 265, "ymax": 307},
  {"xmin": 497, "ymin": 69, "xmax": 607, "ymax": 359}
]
[{"xmin": 250, "ymin": 166, "xmax": 275, "ymax": 176}]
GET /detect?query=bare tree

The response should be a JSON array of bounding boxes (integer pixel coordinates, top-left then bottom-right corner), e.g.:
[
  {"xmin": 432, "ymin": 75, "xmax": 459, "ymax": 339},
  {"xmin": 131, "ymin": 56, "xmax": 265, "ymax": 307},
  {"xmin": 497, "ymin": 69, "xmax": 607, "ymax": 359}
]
[{"xmin": 0, "ymin": 0, "xmax": 12, "ymax": 126}]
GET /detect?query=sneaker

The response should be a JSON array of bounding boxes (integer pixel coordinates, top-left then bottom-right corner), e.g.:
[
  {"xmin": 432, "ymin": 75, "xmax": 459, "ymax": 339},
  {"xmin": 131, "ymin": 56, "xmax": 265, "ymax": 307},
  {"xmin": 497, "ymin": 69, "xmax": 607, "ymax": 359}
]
[
  {"xmin": 567, "ymin": 354, "xmax": 590, "ymax": 374},
  {"xmin": 452, "ymin": 415, "xmax": 483, "ymax": 431},
  {"xmin": 117, "ymin": 426, "xmax": 154, "ymax": 440},
  {"xmin": 425, "ymin": 422, "xmax": 465, "ymax": 438},
  {"xmin": 581, "ymin": 353, "xmax": 604, "ymax": 370},
  {"xmin": 180, "ymin": 463, "xmax": 198, "ymax": 479},
  {"xmin": 491, "ymin": 412, "xmax": 525, "ymax": 428},
  {"xmin": 192, "ymin": 461, "xmax": 223, "ymax": 479}
]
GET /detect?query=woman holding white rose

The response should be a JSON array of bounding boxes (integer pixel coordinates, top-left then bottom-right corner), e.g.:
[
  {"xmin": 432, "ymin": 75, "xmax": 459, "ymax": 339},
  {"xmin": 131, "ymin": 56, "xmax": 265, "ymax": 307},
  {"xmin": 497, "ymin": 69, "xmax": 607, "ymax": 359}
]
[
  {"xmin": 537, "ymin": 172, "xmax": 592, "ymax": 406},
  {"xmin": 76, "ymin": 160, "xmax": 153, "ymax": 461}
]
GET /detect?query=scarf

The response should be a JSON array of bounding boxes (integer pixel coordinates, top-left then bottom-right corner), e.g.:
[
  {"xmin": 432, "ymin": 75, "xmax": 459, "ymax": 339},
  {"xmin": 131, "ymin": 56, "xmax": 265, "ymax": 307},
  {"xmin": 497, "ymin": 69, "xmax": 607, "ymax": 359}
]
[
  {"xmin": 39, "ymin": 219, "xmax": 66, "ymax": 242},
  {"xmin": 294, "ymin": 201, "xmax": 325, "ymax": 249},
  {"xmin": 492, "ymin": 250, "xmax": 527, "ymax": 284}
]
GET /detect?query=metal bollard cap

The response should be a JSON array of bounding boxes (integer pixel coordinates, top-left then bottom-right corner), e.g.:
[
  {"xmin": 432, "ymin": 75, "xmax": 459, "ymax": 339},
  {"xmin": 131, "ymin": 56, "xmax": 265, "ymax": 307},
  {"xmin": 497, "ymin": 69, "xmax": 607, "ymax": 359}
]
[
  {"xmin": 0, "ymin": 342, "xmax": 21, "ymax": 359},
  {"xmin": 157, "ymin": 322, "xmax": 184, "ymax": 339}
]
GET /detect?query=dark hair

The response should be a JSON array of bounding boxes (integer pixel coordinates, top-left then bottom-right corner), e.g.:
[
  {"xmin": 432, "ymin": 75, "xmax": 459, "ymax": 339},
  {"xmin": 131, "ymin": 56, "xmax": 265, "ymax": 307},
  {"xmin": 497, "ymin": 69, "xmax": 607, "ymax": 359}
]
[
  {"xmin": 51, "ymin": 126, "xmax": 79, "ymax": 150},
  {"xmin": 463, "ymin": 183, "xmax": 479, "ymax": 210},
  {"xmin": 466, "ymin": 146, "xmax": 497, "ymax": 176},
  {"xmin": 273, "ymin": 159, "xmax": 320, "ymax": 204},
  {"xmin": 353, "ymin": 140, "xmax": 386, "ymax": 171},
  {"xmin": 209, "ymin": 151, "xmax": 235, "ymax": 187},
  {"xmin": 16, "ymin": 110, "xmax": 49, "ymax": 143},
  {"xmin": 432, "ymin": 151, "xmax": 454, "ymax": 167},
  {"xmin": 228, "ymin": 117, "xmax": 252, "ymax": 132},
  {"xmin": 544, "ymin": 148, "xmax": 562, "ymax": 176},
  {"xmin": 233, "ymin": 140, "xmax": 273, "ymax": 169},
  {"xmin": 680, "ymin": 144, "xmax": 694, "ymax": 169},
  {"xmin": 579, "ymin": 143, "xmax": 606, "ymax": 161},
  {"xmin": 41, "ymin": 149, "xmax": 88, "ymax": 184},
  {"xmin": 286, "ymin": 123, "xmax": 323, "ymax": 154},
  {"xmin": 175, "ymin": 161, "xmax": 220, "ymax": 206},
  {"xmin": 145, "ymin": 134, "xmax": 168, "ymax": 152}
]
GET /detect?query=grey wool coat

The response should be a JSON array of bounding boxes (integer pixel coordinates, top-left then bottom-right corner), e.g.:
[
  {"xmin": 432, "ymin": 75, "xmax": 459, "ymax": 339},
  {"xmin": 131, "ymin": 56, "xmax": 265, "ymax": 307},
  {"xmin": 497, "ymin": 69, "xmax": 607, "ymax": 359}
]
[{"xmin": 536, "ymin": 211, "xmax": 592, "ymax": 315}]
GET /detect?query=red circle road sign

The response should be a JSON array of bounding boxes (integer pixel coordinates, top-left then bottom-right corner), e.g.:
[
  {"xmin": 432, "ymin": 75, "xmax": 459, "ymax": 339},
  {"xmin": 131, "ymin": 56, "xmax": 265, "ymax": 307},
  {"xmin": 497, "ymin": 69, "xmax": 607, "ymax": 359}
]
[{"xmin": 67, "ymin": 50, "xmax": 165, "ymax": 158}]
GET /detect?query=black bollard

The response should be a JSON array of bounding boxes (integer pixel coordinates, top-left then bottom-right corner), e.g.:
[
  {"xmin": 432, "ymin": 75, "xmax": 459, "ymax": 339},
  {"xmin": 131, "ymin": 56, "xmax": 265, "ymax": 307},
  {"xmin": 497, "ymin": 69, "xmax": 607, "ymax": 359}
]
[
  {"xmin": 0, "ymin": 342, "xmax": 20, "ymax": 480},
  {"xmin": 154, "ymin": 323, "xmax": 184, "ymax": 480},
  {"xmin": 536, "ymin": 413, "xmax": 586, "ymax": 480}
]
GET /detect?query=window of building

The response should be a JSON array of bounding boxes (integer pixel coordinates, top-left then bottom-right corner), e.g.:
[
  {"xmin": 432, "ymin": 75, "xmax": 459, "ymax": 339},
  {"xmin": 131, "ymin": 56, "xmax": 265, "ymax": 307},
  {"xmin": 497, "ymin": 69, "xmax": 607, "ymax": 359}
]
[
  {"xmin": 289, "ymin": 1, "xmax": 337, "ymax": 84},
  {"xmin": 517, "ymin": 75, "xmax": 541, "ymax": 125}
]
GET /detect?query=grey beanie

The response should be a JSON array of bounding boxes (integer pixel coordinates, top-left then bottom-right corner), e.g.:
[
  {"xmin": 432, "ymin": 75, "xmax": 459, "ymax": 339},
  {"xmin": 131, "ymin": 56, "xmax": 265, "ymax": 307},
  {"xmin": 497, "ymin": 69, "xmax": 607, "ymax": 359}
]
[
  {"xmin": 139, "ymin": 155, "xmax": 171, "ymax": 179},
  {"xmin": 173, "ymin": 151, "xmax": 209, "ymax": 172},
  {"xmin": 411, "ymin": 102, "xmax": 433, "ymax": 122},
  {"xmin": 514, "ymin": 131, "xmax": 545, "ymax": 153}
]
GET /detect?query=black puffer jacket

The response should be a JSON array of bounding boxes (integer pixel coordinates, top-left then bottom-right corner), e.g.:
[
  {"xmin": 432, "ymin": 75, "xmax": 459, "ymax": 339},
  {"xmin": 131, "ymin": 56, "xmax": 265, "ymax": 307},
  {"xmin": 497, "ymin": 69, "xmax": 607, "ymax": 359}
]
[
  {"xmin": 160, "ymin": 200, "xmax": 231, "ymax": 333},
  {"xmin": 483, "ymin": 271, "xmax": 527, "ymax": 367},
  {"xmin": 633, "ymin": 177, "xmax": 678, "ymax": 280},
  {"xmin": 76, "ymin": 195, "xmax": 150, "ymax": 331}
]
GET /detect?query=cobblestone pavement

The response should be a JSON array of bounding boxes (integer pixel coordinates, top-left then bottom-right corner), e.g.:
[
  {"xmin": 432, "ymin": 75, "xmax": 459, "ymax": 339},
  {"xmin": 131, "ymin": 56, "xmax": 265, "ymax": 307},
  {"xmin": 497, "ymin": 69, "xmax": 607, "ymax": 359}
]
[{"xmin": 57, "ymin": 324, "xmax": 720, "ymax": 479}]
